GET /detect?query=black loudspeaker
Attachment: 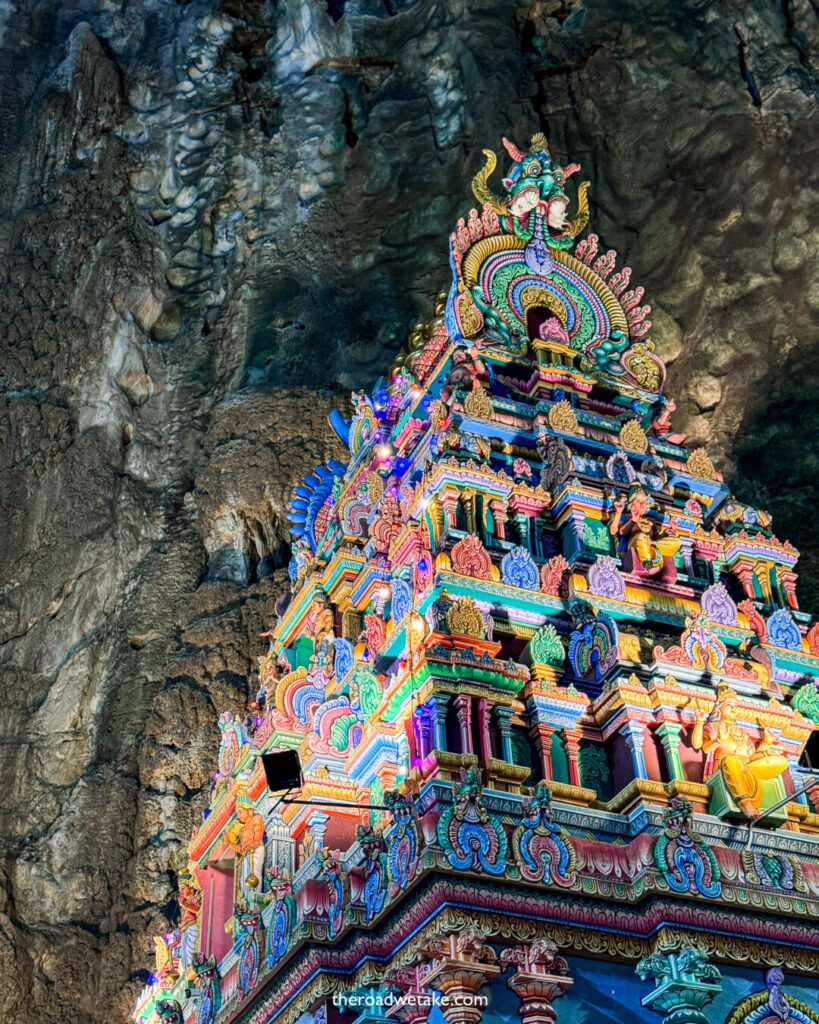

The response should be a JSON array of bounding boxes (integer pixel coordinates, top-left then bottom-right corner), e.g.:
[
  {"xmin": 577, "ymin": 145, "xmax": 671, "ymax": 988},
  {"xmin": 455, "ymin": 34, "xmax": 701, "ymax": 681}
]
[{"xmin": 261, "ymin": 750, "xmax": 303, "ymax": 793}]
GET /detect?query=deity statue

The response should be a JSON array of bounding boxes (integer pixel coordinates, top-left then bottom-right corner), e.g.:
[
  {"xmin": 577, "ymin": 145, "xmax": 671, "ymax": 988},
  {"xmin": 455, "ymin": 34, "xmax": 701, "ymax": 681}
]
[
  {"xmin": 178, "ymin": 871, "xmax": 201, "ymax": 932},
  {"xmin": 649, "ymin": 395, "xmax": 686, "ymax": 445},
  {"xmin": 691, "ymin": 684, "xmax": 789, "ymax": 819},
  {"xmin": 609, "ymin": 483, "xmax": 680, "ymax": 582},
  {"xmin": 309, "ymin": 596, "xmax": 336, "ymax": 667},
  {"xmin": 440, "ymin": 345, "xmax": 487, "ymax": 403},
  {"xmin": 225, "ymin": 790, "xmax": 265, "ymax": 888}
]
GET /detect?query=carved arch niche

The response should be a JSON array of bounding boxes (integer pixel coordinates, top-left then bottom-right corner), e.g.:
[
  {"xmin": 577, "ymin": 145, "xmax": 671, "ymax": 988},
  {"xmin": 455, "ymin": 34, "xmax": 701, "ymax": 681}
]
[{"xmin": 725, "ymin": 970, "xmax": 819, "ymax": 1024}]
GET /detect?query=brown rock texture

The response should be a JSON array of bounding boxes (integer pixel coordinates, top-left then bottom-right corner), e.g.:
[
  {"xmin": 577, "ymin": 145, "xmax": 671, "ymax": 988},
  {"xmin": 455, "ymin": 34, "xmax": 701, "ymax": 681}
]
[{"xmin": 0, "ymin": 0, "xmax": 815, "ymax": 1021}]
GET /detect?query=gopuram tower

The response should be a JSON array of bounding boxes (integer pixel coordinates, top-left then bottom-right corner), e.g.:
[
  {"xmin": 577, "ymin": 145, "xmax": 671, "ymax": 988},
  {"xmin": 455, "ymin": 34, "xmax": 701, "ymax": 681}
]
[{"xmin": 135, "ymin": 134, "xmax": 819, "ymax": 1024}]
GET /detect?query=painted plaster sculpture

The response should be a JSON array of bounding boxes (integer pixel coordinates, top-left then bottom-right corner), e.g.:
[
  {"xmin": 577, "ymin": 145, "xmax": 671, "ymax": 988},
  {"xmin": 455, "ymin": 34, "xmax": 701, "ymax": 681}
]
[
  {"xmin": 691, "ymin": 684, "xmax": 789, "ymax": 819},
  {"xmin": 133, "ymin": 131, "xmax": 819, "ymax": 1024}
]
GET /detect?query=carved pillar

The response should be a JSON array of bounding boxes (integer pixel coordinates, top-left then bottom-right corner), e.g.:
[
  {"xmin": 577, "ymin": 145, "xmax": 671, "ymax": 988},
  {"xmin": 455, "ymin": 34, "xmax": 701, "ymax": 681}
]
[
  {"xmin": 565, "ymin": 508, "xmax": 586, "ymax": 557},
  {"xmin": 346, "ymin": 986, "xmax": 393, "ymax": 1024},
  {"xmin": 489, "ymin": 500, "xmax": 508, "ymax": 541},
  {"xmin": 493, "ymin": 705, "xmax": 515, "ymax": 763},
  {"xmin": 779, "ymin": 569, "xmax": 799, "ymax": 610},
  {"xmin": 753, "ymin": 563, "xmax": 772, "ymax": 603},
  {"xmin": 421, "ymin": 928, "xmax": 500, "ymax": 1024},
  {"xmin": 414, "ymin": 706, "xmax": 433, "ymax": 761},
  {"xmin": 383, "ymin": 964, "xmax": 433, "ymax": 1024},
  {"xmin": 306, "ymin": 810, "xmax": 329, "ymax": 850},
  {"xmin": 500, "ymin": 940, "xmax": 573, "ymax": 1024},
  {"xmin": 561, "ymin": 728, "xmax": 582, "ymax": 787},
  {"xmin": 635, "ymin": 950, "xmax": 722, "ymax": 1024},
  {"xmin": 678, "ymin": 536, "xmax": 694, "ymax": 578},
  {"xmin": 655, "ymin": 721, "xmax": 684, "ymax": 782},
  {"xmin": 454, "ymin": 695, "xmax": 473, "ymax": 755},
  {"xmin": 462, "ymin": 490, "xmax": 477, "ymax": 535},
  {"xmin": 619, "ymin": 721, "xmax": 648, "ymax": 780},
  {"xmin": 734, "ymin": 561, "xmax": 756, "ymax": 600},
  {"xmin": 440, "ymin": 489, "xmax": 460, "ymax": 532},
  {"xmin": 429, "ymin": 694, "xmax": 451, "ymax": 752},
  {"xmin": 530, "ymin": 724, "xmax": 555, "ymax": 782},
  {"xmin": 476, "ymin": 698, "xmax": 495, "ymax": 763},
  {"xmin": 513, "ymin": 512, "xmax": 532, "ymax": 550}
]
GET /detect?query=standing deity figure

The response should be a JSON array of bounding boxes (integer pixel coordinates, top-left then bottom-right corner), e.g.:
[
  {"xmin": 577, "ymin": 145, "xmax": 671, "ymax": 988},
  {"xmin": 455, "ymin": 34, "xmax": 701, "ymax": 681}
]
[
  {"xmin": 225, "ymin": 790, "xmax": 265, "ymax": 888},
  {"xmin": 309, "ymin": 596, "xmax": 336, "ymax": 667},
  {"xmin": 609, "ymin": 483, "xmax": 680, "ymax": 581},
  {"xmin": 691, "ymin": 685, "xmax": 789, "ymax": 819},
  {"xmin": 649, "ymin": 395, "xmax": 686, "ymax": 445}
]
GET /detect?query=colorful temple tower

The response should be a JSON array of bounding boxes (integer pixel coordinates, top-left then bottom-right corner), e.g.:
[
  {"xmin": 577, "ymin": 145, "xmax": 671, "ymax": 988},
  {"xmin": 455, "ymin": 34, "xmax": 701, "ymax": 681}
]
[{"xmin": 134, "ymin": 134, "xmax": 819, "ymax": 1024}]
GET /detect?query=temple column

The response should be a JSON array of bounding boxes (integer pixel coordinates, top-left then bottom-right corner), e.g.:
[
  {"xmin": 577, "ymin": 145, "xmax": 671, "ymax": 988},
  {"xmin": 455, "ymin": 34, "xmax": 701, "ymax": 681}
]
[
  {"xmin": 619, "ymin": 721, "xmax": 648, "ymax": 780},
  {"xmin": 414, "ymin": 706, "xmax": 433, "ymax": 761},
  {"xmin": 493, "ymin": 705, "xmax": 515, "ymax": 763},
  {"xmin": 476, "ymin": 698, "xmax": 495, "ymax": 762},
  {"xmin": 635, "ymin": 950, "xmax": 722, "ymax": 1024},
  {"xmin": 440, "ymin": 489, "xmax": 460, "ymax": 533},
  {"xmin": 753, "ymin": 563, "xmax": 772, "ymax": 603},
  {"xmin": 655, "ymin": 721, "xmax": 684, "ymax": 782},
  {"xmin": 513, "ymin": 512, "xmax": 532, "ymax": 550},
  {"xmin": 421, "ymin": 928, "xmax": 500, "ymax": 1024},
  {"xmin": 786, "ymin": 754, "xmax": 810, "ymax": 805},
  {"xmin": 345, "ymin": 986, "xmax": 393, "ymax": 1024},
  {"xmin": 500, "ymin": 940, "xmax": 573, "ymax": 1024},
  {"xmin": 779, "ymin": 569, "xmax": 799, "ymax": 610},
  {"xmin": 454, "ymin": 694, "xmax": 474, "ymax": 755},
  {"xmin": 429, "ymin": 694, "xmax": 451, "ymax": 752},
  {"xmin": 564, "ymin": 508, "xmax": 586, "ymax": 557},
  {"xmin": 561, "ymin": 728, "xmax": 582, "ymax": 787},
  {"xmin": 678, "ymin": 537, "xmax": 694, "ymax": 578},
  {"xmin": 489, "ymin": 500, "xmax": 508, "ymax": 541},
  {"xmin": 734, "ymin": 561, "xmax": 756, "ymax": 600},
  {"xmin": 530, "ymin": 724, "xmax": 555, "ymax": 782},
  {"xmin": 306, "ymin": 810, "xmax": 329, "ymax": 850},
  {"xmin": 383, "ymin": 964, "xmax": 434, "ymax": 1024}
]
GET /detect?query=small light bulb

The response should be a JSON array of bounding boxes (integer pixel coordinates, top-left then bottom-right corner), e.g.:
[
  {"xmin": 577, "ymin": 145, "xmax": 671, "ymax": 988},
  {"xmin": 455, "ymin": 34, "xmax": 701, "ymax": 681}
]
[{"xmin": 379, "ymin": 445, "xmax": 392, "ymax": 458}]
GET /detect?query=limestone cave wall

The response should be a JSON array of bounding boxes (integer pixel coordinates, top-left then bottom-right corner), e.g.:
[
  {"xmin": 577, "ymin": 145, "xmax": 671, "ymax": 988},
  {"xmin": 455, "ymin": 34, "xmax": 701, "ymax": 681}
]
[{"xmin": 0, "ymin": 0, "xmax": 816, "ymax": 1020}]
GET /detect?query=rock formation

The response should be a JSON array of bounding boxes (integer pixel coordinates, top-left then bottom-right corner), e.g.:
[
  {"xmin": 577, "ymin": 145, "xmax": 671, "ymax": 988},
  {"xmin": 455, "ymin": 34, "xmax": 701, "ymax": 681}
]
[{"xmin": 0, "ymin": 0, "xmax": 815, "ymax": 1021}]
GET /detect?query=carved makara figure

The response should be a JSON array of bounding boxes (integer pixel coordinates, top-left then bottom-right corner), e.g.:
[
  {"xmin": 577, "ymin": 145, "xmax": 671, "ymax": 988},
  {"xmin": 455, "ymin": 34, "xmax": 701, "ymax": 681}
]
[
  {"xmin": 691, "ymin": 684, "xmax": 789, "ymax": 819},
  {"xmin": 471, "ymin": 134, "xmax": 589, "ymax": 261}
]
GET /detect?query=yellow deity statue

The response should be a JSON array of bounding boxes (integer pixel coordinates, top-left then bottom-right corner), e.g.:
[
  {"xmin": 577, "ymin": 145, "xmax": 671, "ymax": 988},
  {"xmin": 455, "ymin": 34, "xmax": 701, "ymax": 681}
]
[
  {"xmin": 225, "ymin": 789, "xmax": 265, "ymax": 887},
  {"xmin": 609, "ymin": 483, "xmax": 681, "ymax": 581},
  {"xmin": 691, "ymin": 684, "xmax": 789, "ymax": 819}
]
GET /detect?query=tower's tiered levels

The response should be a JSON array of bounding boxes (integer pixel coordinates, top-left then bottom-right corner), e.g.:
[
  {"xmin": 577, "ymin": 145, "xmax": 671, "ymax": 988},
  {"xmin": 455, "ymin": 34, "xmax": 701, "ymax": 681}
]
[{"xmin": 135, "ymin": 135, "xmax": 819, "ymax": 1024}]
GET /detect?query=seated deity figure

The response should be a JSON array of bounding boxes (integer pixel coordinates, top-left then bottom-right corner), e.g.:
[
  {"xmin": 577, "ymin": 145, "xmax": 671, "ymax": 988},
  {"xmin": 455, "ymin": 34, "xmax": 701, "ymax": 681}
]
[
  {"xmin": 691, "ymin": 685, "xmax": 789, "ymax": 819},
  {"xmin": 609, "ymin": 483, "xmax": 680, "ymax": 582},
  {"xmin": 225, "ymin": 790, "xmax": 265, "ymax": 888}
]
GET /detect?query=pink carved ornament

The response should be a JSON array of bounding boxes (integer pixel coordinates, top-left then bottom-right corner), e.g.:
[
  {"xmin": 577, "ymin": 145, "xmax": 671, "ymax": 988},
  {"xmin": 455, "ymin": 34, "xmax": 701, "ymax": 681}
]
[{"xmin": 451, "ymin": 534, "xmax": 493, "ymax": 580}]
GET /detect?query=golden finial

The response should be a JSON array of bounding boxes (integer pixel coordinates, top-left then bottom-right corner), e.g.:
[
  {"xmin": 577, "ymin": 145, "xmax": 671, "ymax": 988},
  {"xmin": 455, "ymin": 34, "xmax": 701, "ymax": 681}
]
[{"xmin": 530, "ymin": 132, "xmax": 550, "ymax": 155}]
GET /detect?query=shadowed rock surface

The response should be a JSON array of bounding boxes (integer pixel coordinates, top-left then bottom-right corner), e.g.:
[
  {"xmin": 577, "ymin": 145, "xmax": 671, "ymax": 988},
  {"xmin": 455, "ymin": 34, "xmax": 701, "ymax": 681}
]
[{"xmin": 0, "ymin": 0, "xmax": 816, "ymax": 1020}]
